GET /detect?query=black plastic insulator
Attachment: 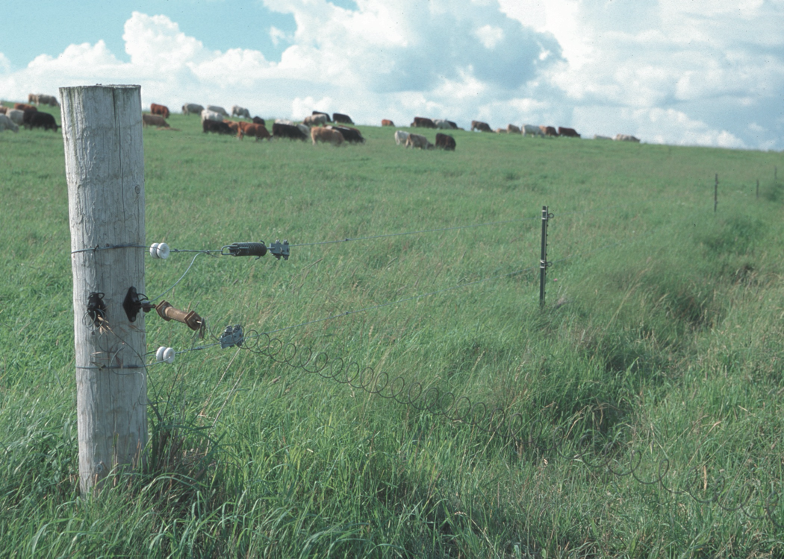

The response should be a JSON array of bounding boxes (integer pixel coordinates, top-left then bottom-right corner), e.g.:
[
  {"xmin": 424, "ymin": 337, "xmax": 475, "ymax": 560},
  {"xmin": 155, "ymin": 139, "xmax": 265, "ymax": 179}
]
[{"xmin": 227, "ymin": 242, "xmax": 267, "ymax": 257}]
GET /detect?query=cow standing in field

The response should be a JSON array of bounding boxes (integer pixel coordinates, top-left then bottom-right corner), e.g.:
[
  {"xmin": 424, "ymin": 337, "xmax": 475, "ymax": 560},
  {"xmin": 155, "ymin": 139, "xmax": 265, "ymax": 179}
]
[
  {"xmin": 142, "ymin": 114, "xmax": 169, "ymax": 128},
  {"xmin": 27, "ymin": 93, "xmax": 38, "ymax": 104},
  {"xmin": 434, "ymin": 119, "xmax": 456, "ymax": 130},
  {"xmin": 206, "ymin": 105, "xmax": 229, "ymax": 117},
  {"xmin": 182, "ymin": 103, "xmax": 204, "ymax": 116},
  {"xmin": 540, "ymin": 125, "xmax": 558, "ymax": 137},
  {"xmin": 311, "ymin": 126, "xmax": 344, "ymax": 146},
  {"xmin": 303, "ymin": 114, "xmax": 328, "ymax": 127},
  {"xmin": 232, "ymin": 105, "xmax": 251, "ymax": 118},
  {"xmin": 252, "ymin": 116, "xmax": 266, "ymax": 125},
  {"xmin": 27, "ymin": 112, "xmax": 59, "ymax": 131},
  {"xmin": 382, "ymin": 119, "xmax": 394, "ymax": 126},
  {"xmin": 151, "ymin": 103, "xmax": 170, "ymax": 119},
  {"xmin": 14, "ymin": 103, "xmax": 36, "ymax": 113},
  {"xmin": 0, "ymin": 114, "xmax": 19, "ymax": 133},
  {"xmin": 313, "ymin": 111, "xmax": 331, "ymax": 122},
  {"xmin": 333, "ymin": 112, "xmax": 354, "ymax": 124},
  {"xmin": 238, "ymin": 123, "xmax": 271, "ymax": 141},
  {"xmin": 203, "ymin": 119, "xmax": 233, "ymax": 134},
  {"xmin": 507, "ymin": 124, "xmax": 522, "ymax": 134},
  {"xmin": 37, "ymin": 94, "xmax": 59, "ymax": 107},
  {"xmin": 523, "ymin": 124, "xmax": 544, "ymax": 137},
  {"xmin": 405, "ymin": 133, "xmax": 433, "ymax": 150},
  {"xmin": 6, "ymin": 109, "xmax": 24, "ymax": 126},
  {"xmin": 201, "ymin": 109, "xmax": 223, "ymax": 122},
  {"xmin": 558, "ymin": 127, "xmax": 580, "ymax": 138},
  {"xmin": 273, "ymin": 122, "xmax": 308, "ymax": 140},
  {"xmin": 615, "ymin": 134, "xmax": 641, "ymax": 143},
  {"xmin": 435, "ymin": 133, "xmax": 456, "ymax": 151},
  {"xmin": 411, "ymin": 117, "xmax": 437, "ymax": 128},
  {"xmin": 327, "ymin": 125, "xmax": 364, "ymax": 144},
  {"xmin": 471, "ymin": 120, "xmax": 492, "ymax": 132},
  {"xmin": 394, "ymin": 130, "xmax": 410, "ymax": 145},
  {"xmin": 22, "ymin": 109, "xmax": 38, "ymax": 127}
]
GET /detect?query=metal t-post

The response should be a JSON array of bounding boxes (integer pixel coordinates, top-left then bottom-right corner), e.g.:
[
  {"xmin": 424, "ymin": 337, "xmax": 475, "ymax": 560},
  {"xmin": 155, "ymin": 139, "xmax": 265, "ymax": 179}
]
[{"xmin": 539, "ymin": 206, "xmax": 551, "ymax": 308}]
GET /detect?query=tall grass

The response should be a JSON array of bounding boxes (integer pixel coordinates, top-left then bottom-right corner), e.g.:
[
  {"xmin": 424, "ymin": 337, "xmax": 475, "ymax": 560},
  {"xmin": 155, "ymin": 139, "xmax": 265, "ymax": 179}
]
[{"xmin": 0, "ymin": 104, "xmax": 782, "ymax": 557}]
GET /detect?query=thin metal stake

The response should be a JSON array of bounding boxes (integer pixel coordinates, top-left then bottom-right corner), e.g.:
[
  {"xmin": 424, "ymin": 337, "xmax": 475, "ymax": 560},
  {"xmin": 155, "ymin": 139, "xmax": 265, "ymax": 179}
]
[{"xmin": 539, "ymin": 206, "xmax": 552, "ymax": 308}]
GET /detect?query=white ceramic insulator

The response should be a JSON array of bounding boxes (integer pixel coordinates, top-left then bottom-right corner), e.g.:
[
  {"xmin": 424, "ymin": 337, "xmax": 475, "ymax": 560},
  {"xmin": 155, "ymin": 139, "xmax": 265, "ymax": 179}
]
[
  {"xmin": 149, "ymin": 243, "xmax": 160, "ymax": 258},
  {"xmin": 156, "ymin": 243, "xmax": 170, "ymax": 259},
  {"xmin": 162, "ymin": 347, "xmax": 175, "ymax": 363},
  {"xmin": 156, "ymin": 346, "xmax": 166, "ymax": 361}
]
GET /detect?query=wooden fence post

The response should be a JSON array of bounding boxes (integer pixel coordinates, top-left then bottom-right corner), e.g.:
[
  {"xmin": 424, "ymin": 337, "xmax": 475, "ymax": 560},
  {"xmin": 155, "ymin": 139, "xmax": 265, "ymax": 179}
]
[{"xmin": 60, "ymin": 85, "xmax": 147, "ymax": 494}]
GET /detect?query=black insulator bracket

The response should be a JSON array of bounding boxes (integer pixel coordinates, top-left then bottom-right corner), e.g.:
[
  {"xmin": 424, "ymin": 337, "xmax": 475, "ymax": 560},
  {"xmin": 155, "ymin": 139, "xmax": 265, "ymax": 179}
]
[
  {"xmin": 86, "ymin": 292, "xmax": 107, "ymax": 327},
  {"xmin": 123, "ymin": 286, "xmax": 154, "ymax": 322},
  {"xmin": 220, "ymin": 325, "xmax": 244, "ymax": 348},
  {"xmin": 224, "ymin": 241, "xmax": 268, "ymax": 258},
  {"xmin": 269, "ymin": 240, "xmax": 289, "ymax": 260}
]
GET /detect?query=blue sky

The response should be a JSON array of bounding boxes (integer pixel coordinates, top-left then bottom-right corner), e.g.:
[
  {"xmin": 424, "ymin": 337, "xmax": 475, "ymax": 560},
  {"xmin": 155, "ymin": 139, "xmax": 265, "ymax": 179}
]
[{"xmin": 1, "ymin": 0, "xmax": 782, "ymax": 150}]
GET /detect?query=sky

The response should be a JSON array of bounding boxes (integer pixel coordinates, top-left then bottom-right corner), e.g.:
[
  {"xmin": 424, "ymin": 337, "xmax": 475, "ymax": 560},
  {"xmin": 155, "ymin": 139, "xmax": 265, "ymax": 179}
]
[{"xmin": 1, "ymin": 0, "xmax": 782, "ymax": 150}]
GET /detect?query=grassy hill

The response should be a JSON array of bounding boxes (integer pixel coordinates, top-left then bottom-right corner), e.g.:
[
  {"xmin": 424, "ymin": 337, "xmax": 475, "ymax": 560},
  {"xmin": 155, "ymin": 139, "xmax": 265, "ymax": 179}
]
[{"xmin": 0, "ymin": 104, "xmax": 782, "ymax": 557}]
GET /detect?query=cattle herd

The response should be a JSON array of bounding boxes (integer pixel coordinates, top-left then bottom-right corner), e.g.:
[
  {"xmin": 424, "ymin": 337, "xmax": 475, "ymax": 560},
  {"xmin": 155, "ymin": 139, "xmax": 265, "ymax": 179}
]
[{"xmin": 1, "ymin": 94, "xmax": 642, "ymax": 147}]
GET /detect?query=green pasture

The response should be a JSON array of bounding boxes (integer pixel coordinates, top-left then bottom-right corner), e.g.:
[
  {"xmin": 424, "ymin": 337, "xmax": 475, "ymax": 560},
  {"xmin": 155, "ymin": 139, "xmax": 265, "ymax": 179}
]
[{"xmin": 0, "ymin": 102, "xmax": 783, "ymax": 557}]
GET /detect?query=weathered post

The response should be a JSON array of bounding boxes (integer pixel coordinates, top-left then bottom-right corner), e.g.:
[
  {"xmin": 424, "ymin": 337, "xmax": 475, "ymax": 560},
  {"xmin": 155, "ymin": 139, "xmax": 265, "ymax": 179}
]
[
  {"xmin": 60, "ymin": 85, "xmax": 147, "ymax": 494},
  {"xmin": 539, "ymin": 206, "xmax": 552, "ymax": 308},
  {"xmin": 714, "ymin": 174, "xmax": 718, "ymax": 213}
]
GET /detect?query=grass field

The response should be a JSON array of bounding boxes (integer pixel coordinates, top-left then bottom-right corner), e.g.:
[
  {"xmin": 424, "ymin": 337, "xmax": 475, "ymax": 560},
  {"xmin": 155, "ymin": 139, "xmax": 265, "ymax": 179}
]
[{"xmin": 0, "ymin": 102, "xmax": 783, "ymax": 558}]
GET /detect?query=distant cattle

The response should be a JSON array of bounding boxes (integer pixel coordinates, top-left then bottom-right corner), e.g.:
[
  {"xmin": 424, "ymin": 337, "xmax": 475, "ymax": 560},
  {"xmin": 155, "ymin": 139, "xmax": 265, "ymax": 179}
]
[
  {"xmin": 435, "ymin": 133, "xmax": 456, "ymax": 151},
  {"xmin": 312, "ymin": 111, "xmax": 331, "ymax": 122},
  {"xmin": 558, "ymin": 127, "xmax": 580, "ymax": 138},
  {"xmin": 202, "ymin": 119, "xmax": 233, "ymax": 134},
  {"xmin": 471, "ymin": 120, "xmax": 492, "ymax": 132},
  {"xmin": 206, "ymin": 105, "xmax": 229, "ymax": 117},
  {"xmin": 382, "ymin": 119, "xmax": 394, "ymax": 127},
  {"xmin": 328, "ymin": 125, "xmax": 364, "ymax": 144},
  {"xmin": 593, "ymin": 135, "xmax": 612, "ymax": 140},
  {"xmin": 151, "ymin": 103, "xmax": 170, "ymax": 119},
  {"xmin": 27, "ymin": 112, "xmax": 58, "ymax": 132},
  {"xmin": 232, "ymin": 105, "xmax": 251, "ymax": 118},
  {"xmin": 275, "ymin": 118, "xmax": 296, "ymax": 125},
  {"xmin": 182, "ymin": 103, "xmax": 204, "ymax": 116},
  {"xmin": 22, "ymin": 109, "xmax": 38, "ymax": 126},
  {"xmin": 37, "ymin": 94, "xmax": 59, "ymax": 106},
  {"xmin": 332, "ymin": 112, "xmax": 353, "ymax": 124},
  {"xmin": 0, "ymin": 114, "xmax": 19, "ymax": 133},
  {"xmin": 27, "ymin": 93, "xmax": 37, "ymax": 104},
  {"xmin": 540, "ymin": 125, "xmax": 558, "ymax": 137},
  {"xmin": 14, "ymin": 103, "xmax": 36, "ymax": 113},
  {"xmin": 394, "ymin": 130, "xmax": 410, "ymax": 145},
  {"xmin": 6, "ymin": 109, "xmax": 24, "ymax": 126},
  {"xmin": 142, "ymin": 114, "xmax": 169, "ymax": 128},
  {"xmin": 238, "ymin": 123, "xmax": 270, "ymax": 141},
  {"xmin": 252, "ymin": 116, "xmax": 266, "ymax": 125},
  {"xmin": 507, "ymin": 124, "xmax": 522, "ymax": 134},
  {"xmin": 273, "ymin": 122, "xmax": 308, "ymax": 141},
  {"xmin": 201, "ymin": 109, "xmax": 223, "ymax": 122},
  {"xmin": 303, "ymin": 114, "xmax": 328, "ymax": 127},
  {"xmin": 311, "ymin": 126, "xmax": 344, "ymax": 147},
  {"xmin": 615, "ymin": 134, "xmax": 640, "ymax": 143},
  {"xmin": 495, "ymin": 128, "xmax": 507, "ymax": 134},
  {"xmin": 523, "ymin": 124, "xmax": 545, "ymax": 137},
  {"xmin": 411, "ymin": 117, "xmax": 436, "ymax": 128},
  {"xmin": 405, "ymin": 133, "xmax": 433, "ymax": 150},
  {"xmin": 434, "ymin": 119, "xmax": 457, "ymax": 130}
]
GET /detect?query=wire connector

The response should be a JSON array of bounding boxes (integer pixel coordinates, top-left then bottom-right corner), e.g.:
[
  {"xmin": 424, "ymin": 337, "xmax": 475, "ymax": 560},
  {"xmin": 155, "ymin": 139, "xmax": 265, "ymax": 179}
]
[
  {"xmin": 269, "ymin": 240, "xmax": 289, "ymax": 260},
  {"xmin": 220, "ymin": 325, "xmax": 244, "ymax": 348}
]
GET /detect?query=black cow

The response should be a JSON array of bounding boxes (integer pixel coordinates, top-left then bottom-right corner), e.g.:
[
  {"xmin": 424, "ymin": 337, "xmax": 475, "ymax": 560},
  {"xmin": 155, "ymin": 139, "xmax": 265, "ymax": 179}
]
[
  {"xmin": 312, "ymin": 111, "xmax": 331, "ymax": 122},
  {"xmin": 22, "ymin": 108, "xmax": 38, "ymax": 126},
  {"xmin": 252, "ymin": 116, "xmax": 266, "ymax": 126},
  {"xmin": 435, "ymin": 133, "xmax": 456, "ymax": 151},
  {"xmin": 329, "ymin": 125, "xmax": 365, "ymax": 144},
  {"xmin": 332, "ymin": 112, "xmax": 354, "ymax": 124},
  {"xmin": 411, "ymin": 116, "xmax": 436, "ymax": 128},
  {"xmin": 273, "ymin": 122, "xmax": 308, "ymax": 140},
  {"xmin": 203, "ymin": 119, "xmax": 233, "ymax": 134},
  {"xmin": 27, "ymin": 111, "xmax": 58, "ymax": 131},
  {"xmin": 558, "ymin": 126, "xmax": 581, "ymax": 138}
]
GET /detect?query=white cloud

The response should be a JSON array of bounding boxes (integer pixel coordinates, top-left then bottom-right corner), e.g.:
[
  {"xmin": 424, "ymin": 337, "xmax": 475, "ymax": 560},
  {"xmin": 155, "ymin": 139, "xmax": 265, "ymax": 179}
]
[
  {"xmin": 0, "ymin": 53, "xmax": 11, "ymax": 74},
  {"xmin": 474, "ymin": 25, "xmax": 505, "ymax": 49}
]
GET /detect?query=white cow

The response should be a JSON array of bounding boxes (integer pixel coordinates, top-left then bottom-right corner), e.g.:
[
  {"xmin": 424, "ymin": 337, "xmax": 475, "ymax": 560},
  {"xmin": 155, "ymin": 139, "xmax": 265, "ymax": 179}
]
[
  {"xmin": 201, "ymin": 109, "xmax": 223, "ymax": 122},
  {"xmin": 7, "ymin": 109, "xmax": 24, "ymax": 126},
  {"xmin": 206, "ymin": 105, "xmax": 229, "ymax": 117},
  {"xmin": 303, "ymin": 114, "xmax": 328, "ymax": 126},
  {"xmin": 182, "ymin": 103, "xmax": 204, "ymax": 116},
  {"xmin": 232, "ymin": 105, "xmax": 251, "ymax": 118},
  {"xmin": 394, "ymin": 130, "xmax": 410, "ymax": 145},
  {"xmin": 615, "ymin": 134, "xmax": 641, "ymax": 143},
  {"xmin": 433, "ymin": 119, "xmax": 453, "ymax": 130},
  {"xmin": 296, "ymin": 123, "xmax": 310, "ymax": 137},
  {"xmin": 0, "ymin": 114, "xmax": 19, "ymax": 133},
  {"xmin": 405, "ymin": 133, "xmax": 433, "ymax": 150},
  {"xmin": 275, "ymin": 118, "xmax": 295, "ymax": 125},
  {"xmin": 523, "ymin": 124, "xmax": 545, "ymax": 137}
]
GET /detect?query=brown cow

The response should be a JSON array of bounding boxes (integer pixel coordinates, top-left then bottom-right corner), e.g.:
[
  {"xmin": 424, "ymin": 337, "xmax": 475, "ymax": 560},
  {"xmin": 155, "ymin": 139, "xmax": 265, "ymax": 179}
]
[
  {"xmin": 14, "ymin": 103, "xmax": 36, "ymax": 112},
  {"xmin": 151, "ymin": 103, "xmax": 170, "ymax": 119},
  {"xmin": 411, "ymin": 116, "xmax": 436, "ymax": 128},
  {"xmin": 471, "ymin": 120, "xmax": 492, "ymax": 132},
  {"xmin": 238, "ymin": 123, "xmax": 271, "ymax": 141},
  {"xmin": 381, "ymin": 119, "xmax": 394, "ymax": 126},
  {"xmin": 142, "ymin": 114, "xmax": 169, "ymax": 127},
  {"xmin": 311, "ymin": 126, "xmax": 344, "ymax": 146},
  {"xmin": 558, "ymin": 126, "xmax": 580, "ymax": 138},
  {"xmin": 27, "ymin": 93, "xmax": 38, "ymax": 104},
  {"xmin": 540, "ymin": 125, "xmax": 558, "ymax": 137},
  {"xmin": 435, "ymin": 133, "xmax": 456, "ymax": 151},
  {"xmin": 507, "ymin": 124, "xmax": 522, "ymax": 134}
]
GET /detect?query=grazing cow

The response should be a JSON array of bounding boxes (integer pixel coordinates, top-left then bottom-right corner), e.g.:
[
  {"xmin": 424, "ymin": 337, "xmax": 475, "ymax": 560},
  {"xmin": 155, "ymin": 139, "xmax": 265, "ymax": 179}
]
[
  {"xmin": 37, "ymin": 94, "xmax": 59, "ymax": 106},
  {"xmin": 0, "ymin": 114, "xmax": 19, "ymax": 133},
  {"xmin": 182, "ymin": 103, "xmax": 204, "ymax": 116},
  {"xmin": 434, "ymin": 119, "xmax": 456, "ymax": 130},
  {"xmin": 14, "ymin": 103, "xmax": 36, "ymax": 113},
  {"xmin": 201, "ymin": 109, "xmax": 223, "ymax": 122},
  {"xmin": 6, "ymin": 109, "xmax": 24, "ymax": 126},
  {"xmin": 507, "ymin": 124, "xmax": 522, "ymax": 134},
  {"xmin": 151, "ymin": 103, "xmax": 170, "ymax": 119},
  {"xmin": 312, "ymin": 111, "xmax": 331, "ymax": 122},
  {"xmin": 405, "ymin": 133, "xmax": 433, "ymax": 150},
  {"xmin": 206, "ymin": 105, "xmax": 229, "ymax": 117},
  {"xmin": 332, "ymin": 112, "xmax": 354, "ymax": 124},
  {"xmin": 615, "ymin": 134, "xmax": 641, "ymax": 143},
  {"xmin": 394, "ymin": 130, "xmax": 410, "ymax": 145},
  {"xmin": 273, "ymin": 122, "xmax": 308, "ymax": 141},
  {"xmin": 311, "ymin": 126, "xmax": 344, "ymax": 146},
  {"xmin": 252, "ymin": 116, "xmax": 266, "ymax": 125},
  {"xmin": 411, "ymin": 116, "xmax": 437, "ymax": 128},
  {"xmin": 22, "ymin": 109, "xmax": 38, "ymax": 126},
  {"xmin": 28, "ymin": 93, "xmax": 38, "ymax": 104},
  {"xmin": 382, "ymin": 119, "xmax": 394, "ymax": 127},
  {"xmin": 435, "ymin": 133, "xmax": 456, "ymax": 151},
  {"xmin": 142, "ymin": 114, "xmax": 169, "ymax": 128},
  {"xmin": 202, "ymin": 119, "xmax": 233, "ymax": 134},
  {"xmin": 303, "ymin": 114, "xmax": 328, "ymax": 127},
  {"xmin": 471, "ymin": 120, "xmax": 492, "ymax": 132},
  {"xmin": 232, "ymin": 105, "xmax": 251, "ymax": 118},
  {"xmin": 297, "ymin": 124, "xmax": 310, "ymax": 137},
  {"xmin": 328, "ymin": 125, "xmax": 364, "ymax": 144},
  {"xmin": 593, "ymin": 135, "xmax": 612, "ymax": 140},
  {"xmin": 275, "ymin": 118, "xmax": 296, "ymax": 125},
  {"xmin": 558, "ymin": 127, "xmax": 580, "ymax": 138},
  {"xmin": 27, "ymin": 112, "xmax": 58, "ymax": 131},
  {"xmin": 238, "ymin": 123, "xmax": 271, "ymax": 141},
  {"xmin": 540, "ymin": 125, "xmax": 558, "ymax": 137},
  {"xmin": 523, "ymin": 124, "xmax": 545, "ymax": 137}
]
